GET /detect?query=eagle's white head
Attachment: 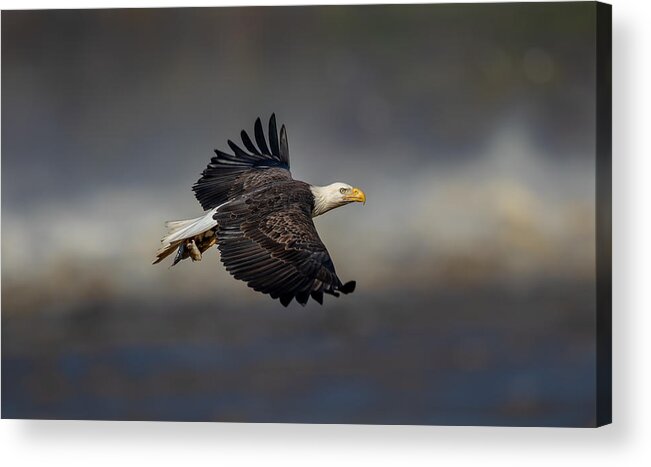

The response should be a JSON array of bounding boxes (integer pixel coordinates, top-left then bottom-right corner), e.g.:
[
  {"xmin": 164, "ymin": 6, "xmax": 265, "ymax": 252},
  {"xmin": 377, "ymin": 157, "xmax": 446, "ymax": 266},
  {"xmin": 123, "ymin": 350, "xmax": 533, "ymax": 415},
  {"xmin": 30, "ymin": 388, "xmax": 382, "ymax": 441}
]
[{"xmin": 310, "ymin": 182, "xmax": 366, "ymax": 217}]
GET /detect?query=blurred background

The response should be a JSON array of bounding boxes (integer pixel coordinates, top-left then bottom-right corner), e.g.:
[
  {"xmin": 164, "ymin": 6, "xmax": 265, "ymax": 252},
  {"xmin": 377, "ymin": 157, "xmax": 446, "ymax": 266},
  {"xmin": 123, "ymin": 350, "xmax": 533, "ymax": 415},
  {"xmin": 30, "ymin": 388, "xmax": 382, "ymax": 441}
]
[{"xmin": 2, "ymin": 3, "xmax": 597, "ymax": 426}]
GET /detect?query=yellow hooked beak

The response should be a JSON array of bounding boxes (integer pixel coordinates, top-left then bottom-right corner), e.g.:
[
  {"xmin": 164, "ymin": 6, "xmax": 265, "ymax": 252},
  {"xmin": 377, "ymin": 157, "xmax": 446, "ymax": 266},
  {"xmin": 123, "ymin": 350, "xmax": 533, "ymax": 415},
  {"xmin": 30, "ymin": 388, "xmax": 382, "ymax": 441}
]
[{"xmin": 345, "ymin": 187, "xmax": 366, "ymax": 204}]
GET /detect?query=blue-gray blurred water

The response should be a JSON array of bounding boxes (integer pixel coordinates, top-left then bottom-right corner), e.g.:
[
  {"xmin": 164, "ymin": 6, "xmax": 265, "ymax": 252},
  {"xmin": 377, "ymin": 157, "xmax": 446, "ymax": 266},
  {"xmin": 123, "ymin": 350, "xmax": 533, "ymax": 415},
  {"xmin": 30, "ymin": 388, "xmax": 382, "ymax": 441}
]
[{"xmin": 3, "ymin": 283, "xmax": 595, "ymax": 426}]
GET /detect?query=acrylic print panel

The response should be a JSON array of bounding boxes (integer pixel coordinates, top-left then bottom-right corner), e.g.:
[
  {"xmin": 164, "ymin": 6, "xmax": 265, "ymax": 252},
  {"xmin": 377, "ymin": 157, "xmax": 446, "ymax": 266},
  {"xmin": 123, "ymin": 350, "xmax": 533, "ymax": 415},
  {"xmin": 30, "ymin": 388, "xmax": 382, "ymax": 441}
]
[{"xmin": 1, "ymin": 2, "xmax": 611, "ymax": 427}]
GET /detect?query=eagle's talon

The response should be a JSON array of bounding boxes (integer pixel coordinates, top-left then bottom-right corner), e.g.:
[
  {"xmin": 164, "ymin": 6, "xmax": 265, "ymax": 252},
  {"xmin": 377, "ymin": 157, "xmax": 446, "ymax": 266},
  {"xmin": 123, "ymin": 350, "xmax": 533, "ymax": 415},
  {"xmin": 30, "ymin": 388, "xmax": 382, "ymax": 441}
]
[{"xmin": 186, "ymin": 240, "xmax": 202, "ymax": 261}]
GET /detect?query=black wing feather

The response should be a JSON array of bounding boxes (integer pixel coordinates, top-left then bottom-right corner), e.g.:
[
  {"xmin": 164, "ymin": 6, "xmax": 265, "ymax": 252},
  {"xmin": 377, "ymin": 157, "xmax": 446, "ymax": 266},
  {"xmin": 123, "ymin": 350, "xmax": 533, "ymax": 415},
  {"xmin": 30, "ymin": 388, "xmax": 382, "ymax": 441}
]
[
  {"xmin": 240, "ymin": 130, "xmax": 262, "ymax": 155},
  {"xmin": 193, "ymin": 115, "xmax": 291, "ymax": 210},
  {"xmin": 280, "ymin": 125, "xmax": 289, "ymax": 163},
  {"xmin": 254, "ymin": 117, "xmax": 271, "ymax": 156},
  {"xmin": 227, "ymin": 140, "xmax": 256, "ymax": 160},
  {"xmin": 268, "ymin": 113, "xmax": 281, "ymax": 158}
]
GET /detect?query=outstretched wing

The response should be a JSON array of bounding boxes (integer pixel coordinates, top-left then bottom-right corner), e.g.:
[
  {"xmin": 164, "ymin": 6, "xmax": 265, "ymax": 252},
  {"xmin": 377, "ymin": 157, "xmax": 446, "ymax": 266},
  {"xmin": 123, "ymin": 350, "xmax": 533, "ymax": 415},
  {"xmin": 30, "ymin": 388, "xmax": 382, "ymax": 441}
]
[
  {"xmin": 214, "ymin": 182, "xmax": 356, "ymax": 306},
  {"xmin": 193, "ymin": 114, "xmax": 291, "ymax": 211}
]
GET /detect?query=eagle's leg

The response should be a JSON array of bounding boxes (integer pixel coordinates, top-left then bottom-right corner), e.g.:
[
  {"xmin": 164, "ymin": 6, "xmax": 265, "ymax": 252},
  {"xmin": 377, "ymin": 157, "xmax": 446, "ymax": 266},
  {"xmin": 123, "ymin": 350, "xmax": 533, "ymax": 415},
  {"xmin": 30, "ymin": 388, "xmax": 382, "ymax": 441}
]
[
  {"xmin": 167, "ymin": 229, "xmax": 218, "ymax": 266},
  {"xmin": 187, "ymin": 239, "xmax": 202, "ymax": 262}
]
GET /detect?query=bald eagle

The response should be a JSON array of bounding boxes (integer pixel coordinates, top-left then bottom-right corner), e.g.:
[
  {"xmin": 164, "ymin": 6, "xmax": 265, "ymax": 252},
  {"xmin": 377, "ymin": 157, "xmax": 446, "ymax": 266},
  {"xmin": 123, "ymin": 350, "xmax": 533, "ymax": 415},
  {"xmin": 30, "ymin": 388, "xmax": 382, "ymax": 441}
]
[{"xmin": 154, "ymin": 114, "xmax": 366, "ymax": 306}]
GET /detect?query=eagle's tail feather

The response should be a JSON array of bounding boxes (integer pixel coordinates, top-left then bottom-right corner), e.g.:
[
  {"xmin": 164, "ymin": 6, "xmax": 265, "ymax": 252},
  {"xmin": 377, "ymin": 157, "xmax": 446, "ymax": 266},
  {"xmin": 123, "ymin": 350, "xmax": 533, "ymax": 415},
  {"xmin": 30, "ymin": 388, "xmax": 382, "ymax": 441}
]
[
  {"xmin": 153, "ymin": 209, "xmax": 219, "ymax": 265},
  {"xmin": 165, "ymin": 218, "xmax": 199, "ymax": 235}
]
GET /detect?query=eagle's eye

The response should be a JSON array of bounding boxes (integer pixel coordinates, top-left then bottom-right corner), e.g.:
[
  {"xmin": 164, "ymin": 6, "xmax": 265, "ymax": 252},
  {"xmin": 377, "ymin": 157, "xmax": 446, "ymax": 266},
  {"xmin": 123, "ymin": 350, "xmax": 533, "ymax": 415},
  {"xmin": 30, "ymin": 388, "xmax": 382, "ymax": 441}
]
[{"xmin": 339, "ymin": 187, "xmax": 348, "ymax": 194}]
